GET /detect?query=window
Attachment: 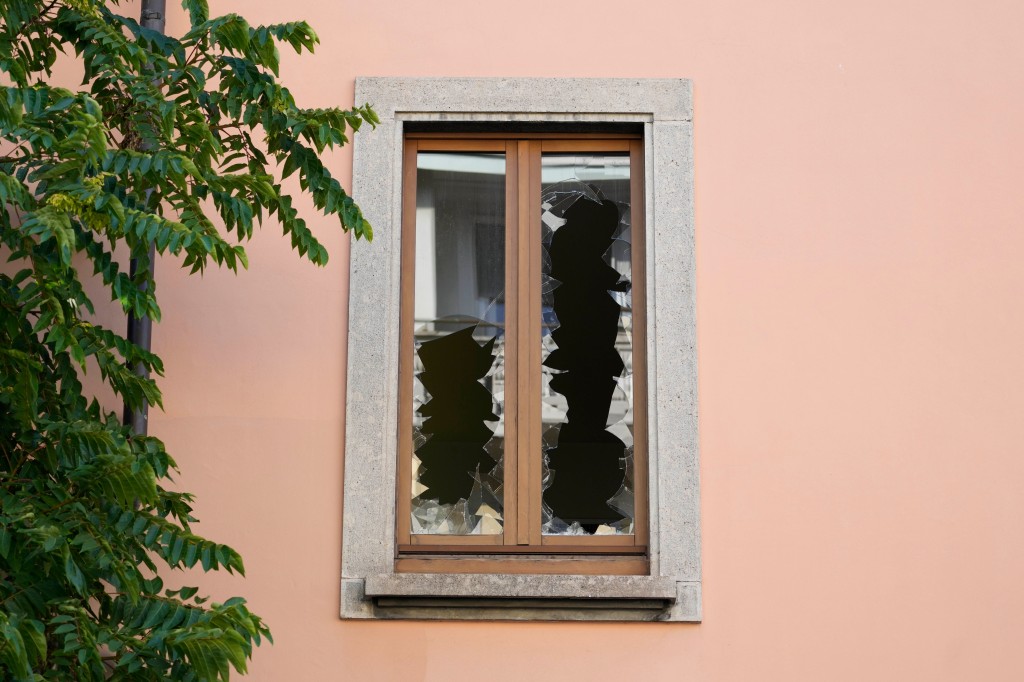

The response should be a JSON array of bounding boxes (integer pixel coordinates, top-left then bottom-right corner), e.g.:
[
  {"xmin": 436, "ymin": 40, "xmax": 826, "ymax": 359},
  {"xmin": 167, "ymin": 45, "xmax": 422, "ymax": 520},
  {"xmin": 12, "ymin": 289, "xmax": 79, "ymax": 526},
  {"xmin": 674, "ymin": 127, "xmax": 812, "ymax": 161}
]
[
  {"xmin": 343, "ymin": 78, "xmax": 700, "ymax": 621},
  {"xmin": 397, "ymin": 133, "xmax": 649, "ymax": 576}
]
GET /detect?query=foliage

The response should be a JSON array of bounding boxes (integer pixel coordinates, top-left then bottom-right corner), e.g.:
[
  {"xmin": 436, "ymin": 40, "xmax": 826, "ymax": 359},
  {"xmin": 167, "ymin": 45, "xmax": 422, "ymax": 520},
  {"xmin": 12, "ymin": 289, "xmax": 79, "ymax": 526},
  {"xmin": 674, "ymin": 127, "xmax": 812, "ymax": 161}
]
[{"xmin": 0, "ymin": 0, "xmax": 377, "ymax": 678}]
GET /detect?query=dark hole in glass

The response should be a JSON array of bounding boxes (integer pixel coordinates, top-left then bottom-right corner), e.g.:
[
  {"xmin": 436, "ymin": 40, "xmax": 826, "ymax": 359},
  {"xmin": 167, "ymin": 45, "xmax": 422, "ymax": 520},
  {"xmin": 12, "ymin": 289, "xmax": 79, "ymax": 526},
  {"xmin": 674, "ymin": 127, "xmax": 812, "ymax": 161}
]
[
  {"xmin": 416, "ymin": 326, "xmax": 500, "ymax": 504},
  {"xmin": 543, "ymin": 198, "xmax": 631, "ymax": 532}
]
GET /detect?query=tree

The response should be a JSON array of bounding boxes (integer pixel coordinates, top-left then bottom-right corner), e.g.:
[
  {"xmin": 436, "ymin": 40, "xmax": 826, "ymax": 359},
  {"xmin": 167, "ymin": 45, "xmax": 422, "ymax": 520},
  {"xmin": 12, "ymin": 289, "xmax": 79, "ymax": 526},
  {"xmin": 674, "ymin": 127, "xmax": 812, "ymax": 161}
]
[{"xmin": 0, "ymin": 0, "xmax": 376, "ymax": 678}]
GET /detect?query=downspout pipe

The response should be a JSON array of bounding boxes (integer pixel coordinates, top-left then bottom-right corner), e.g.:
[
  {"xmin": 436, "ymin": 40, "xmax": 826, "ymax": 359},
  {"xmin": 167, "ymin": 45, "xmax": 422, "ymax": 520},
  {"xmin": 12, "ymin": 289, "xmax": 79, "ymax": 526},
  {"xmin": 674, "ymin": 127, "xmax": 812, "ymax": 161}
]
[
  {"xmin": 123, "ymin": 0, "xmax": 166, "ymax": 436},
  {"xmin": 140, "ymin": 0, "xmax": 166, "ymax": 34}
]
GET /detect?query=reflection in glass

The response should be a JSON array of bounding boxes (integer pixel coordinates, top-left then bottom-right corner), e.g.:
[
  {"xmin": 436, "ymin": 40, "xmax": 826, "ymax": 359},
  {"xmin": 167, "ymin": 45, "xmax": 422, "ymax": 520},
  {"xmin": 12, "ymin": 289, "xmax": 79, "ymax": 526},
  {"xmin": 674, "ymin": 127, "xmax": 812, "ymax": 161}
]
[
  {"xmin": 539, "ymin": 154, "xmax": 635, "ymax": 535},
  {"xmin": 411, "ymin": 153, "xmax": 506, "ymax": 535}
]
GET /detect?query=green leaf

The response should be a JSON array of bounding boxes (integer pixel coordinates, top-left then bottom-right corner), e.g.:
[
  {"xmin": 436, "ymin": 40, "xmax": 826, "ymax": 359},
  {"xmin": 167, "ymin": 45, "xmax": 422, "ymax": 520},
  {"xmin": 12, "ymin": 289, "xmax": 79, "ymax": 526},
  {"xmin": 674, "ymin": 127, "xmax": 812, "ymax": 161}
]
[
  {"xmin": 64, "ymin": 553, "xmax": 87, "ymax": 594},
  {"xmin": 0, "ymin": 613, "xmax": 31, "ymax": 679},
  {"xmin": 183, "ymin": 0, "xmax": 211, "ymax": 27}
]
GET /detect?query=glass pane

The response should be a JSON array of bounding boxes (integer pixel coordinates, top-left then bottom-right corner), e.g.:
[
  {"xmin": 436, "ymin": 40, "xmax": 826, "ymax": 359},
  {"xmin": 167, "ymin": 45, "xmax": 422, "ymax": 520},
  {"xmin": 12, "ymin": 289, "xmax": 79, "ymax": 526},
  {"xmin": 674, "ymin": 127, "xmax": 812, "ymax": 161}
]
[
  {"xmin": 410, "ymin": 152, "xmax": 506, "ymax": 535},
  {"xmin": 539, "ymin": 153, "xmax": 635, "ymax": 536}
]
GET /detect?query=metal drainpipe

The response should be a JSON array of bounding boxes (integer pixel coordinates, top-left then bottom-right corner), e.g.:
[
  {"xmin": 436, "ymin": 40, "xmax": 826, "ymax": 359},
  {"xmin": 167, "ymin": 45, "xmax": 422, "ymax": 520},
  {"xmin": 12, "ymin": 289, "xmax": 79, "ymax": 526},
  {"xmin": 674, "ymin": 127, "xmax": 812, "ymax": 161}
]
[{"xmin": 123, "ymin": 0, "xmax": 166, "ymax": 436}]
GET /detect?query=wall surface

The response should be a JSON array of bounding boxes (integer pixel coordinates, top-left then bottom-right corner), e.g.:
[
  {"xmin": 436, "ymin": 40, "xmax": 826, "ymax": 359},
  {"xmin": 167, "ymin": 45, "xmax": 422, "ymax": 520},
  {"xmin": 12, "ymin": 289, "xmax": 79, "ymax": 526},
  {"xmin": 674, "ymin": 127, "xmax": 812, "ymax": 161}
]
[{"xmin": 138, "ymin": 0, "xmax": 1024, "ymax": 679}]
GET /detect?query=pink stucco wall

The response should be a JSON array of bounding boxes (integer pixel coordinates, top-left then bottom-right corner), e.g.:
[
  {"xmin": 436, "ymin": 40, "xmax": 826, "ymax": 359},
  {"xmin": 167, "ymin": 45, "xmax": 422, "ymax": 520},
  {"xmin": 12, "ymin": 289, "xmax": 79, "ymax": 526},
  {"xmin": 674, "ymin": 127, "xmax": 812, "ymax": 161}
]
[{"xmin": 141, "ymin": 1, "xmax": 1024, "ymax": 679}]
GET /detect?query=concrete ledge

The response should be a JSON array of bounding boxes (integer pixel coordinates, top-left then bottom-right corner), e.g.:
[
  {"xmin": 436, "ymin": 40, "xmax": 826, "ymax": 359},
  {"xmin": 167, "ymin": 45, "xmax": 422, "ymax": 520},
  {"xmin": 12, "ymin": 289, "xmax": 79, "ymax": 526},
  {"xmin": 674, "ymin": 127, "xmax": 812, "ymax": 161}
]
[
  {"xmin": 365, "ymin": 573, "xmax": 678, "ymax": 600},
  {"xmin": 342, "ymin": 577, "xmax": 700, "ymax": 622}
]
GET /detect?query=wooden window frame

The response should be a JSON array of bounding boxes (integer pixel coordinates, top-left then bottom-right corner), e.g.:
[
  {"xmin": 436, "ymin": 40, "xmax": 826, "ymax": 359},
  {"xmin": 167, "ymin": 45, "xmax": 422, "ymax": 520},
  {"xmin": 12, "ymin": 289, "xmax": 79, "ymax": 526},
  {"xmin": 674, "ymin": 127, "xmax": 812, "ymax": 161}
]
[{"xmin": 396, "ymin": 133, "xmax": 649, "ymax": 575}]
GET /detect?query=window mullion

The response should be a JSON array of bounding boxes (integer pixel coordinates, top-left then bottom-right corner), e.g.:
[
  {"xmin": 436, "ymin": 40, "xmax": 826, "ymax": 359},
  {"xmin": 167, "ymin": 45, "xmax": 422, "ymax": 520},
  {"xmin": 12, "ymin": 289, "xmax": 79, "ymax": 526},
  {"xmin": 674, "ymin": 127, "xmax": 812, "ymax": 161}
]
[
  {"xmin": 502, "ymin": 140, "xmax": 519, "ymax": 546},
  {"xmin": 515, "ymin": 139, "xmax": 534, "ymax": 545},
  {"xmin": 525, "ymin": 140, "xmax": 545, "ymax": 546}
]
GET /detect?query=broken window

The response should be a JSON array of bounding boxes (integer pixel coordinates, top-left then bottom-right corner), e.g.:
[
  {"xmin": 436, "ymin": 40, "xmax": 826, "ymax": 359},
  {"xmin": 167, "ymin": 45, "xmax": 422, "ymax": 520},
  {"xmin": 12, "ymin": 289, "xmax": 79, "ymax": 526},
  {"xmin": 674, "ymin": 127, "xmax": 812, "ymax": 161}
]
[
  {"xmin": 540, "ymin": 155, "xmax": 635, "ymax": 536},
  {"xmin": 410, "ymin": 152, "xmax": 506, "ymax": 535},
  {"xmin": 397, "ymin": 135, "xmax": 648, "ymax": 570}
]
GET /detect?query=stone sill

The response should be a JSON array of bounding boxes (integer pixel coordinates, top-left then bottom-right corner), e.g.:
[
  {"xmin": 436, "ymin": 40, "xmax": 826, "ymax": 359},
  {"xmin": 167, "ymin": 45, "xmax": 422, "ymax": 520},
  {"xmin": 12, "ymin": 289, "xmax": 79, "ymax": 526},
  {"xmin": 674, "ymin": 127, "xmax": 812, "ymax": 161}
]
[
  {"xmin": 366, "ymin": 573, "xmax": 678, "ymax": 600},
  {"xmin": 341, "ymin": 575, "xmax": 701, "ymax": 622}
]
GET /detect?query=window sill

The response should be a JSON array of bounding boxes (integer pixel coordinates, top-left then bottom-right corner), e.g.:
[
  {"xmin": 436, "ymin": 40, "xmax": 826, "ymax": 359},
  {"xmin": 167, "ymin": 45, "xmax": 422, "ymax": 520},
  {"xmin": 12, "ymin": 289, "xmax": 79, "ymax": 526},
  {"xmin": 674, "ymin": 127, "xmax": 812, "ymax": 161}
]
[{"xmin": 341, "ymin": 575, "xmax": 700, "ymax": 622}]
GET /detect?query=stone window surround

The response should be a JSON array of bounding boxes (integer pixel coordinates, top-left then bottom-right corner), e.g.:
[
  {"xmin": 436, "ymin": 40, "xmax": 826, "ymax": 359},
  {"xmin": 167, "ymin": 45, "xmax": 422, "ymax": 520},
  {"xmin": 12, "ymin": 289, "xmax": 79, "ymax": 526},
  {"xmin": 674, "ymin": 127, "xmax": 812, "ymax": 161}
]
[{"xmin": 342, "ymin": 77, "xmax": 699, "ymax": 621}]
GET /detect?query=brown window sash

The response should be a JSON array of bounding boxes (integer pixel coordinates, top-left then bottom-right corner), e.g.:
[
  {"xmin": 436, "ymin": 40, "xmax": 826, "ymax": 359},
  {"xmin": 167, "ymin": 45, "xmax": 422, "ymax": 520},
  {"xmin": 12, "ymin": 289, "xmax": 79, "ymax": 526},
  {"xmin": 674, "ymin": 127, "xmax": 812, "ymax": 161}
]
[{"xmin": 396, "ymin": 134, "xmax": 648, "ymax": 575}]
